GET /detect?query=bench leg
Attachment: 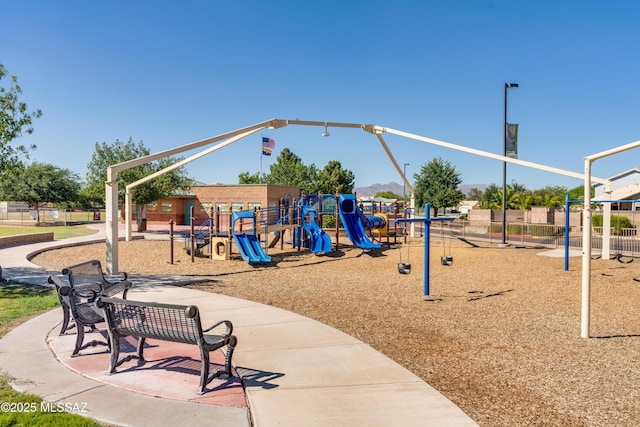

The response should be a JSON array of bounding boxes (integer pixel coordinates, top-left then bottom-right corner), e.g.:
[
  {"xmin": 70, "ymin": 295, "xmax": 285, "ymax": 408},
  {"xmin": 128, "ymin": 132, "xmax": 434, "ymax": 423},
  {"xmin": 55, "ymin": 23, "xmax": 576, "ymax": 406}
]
[
  {"xmin": 198, "ymin": 348, "xmax": 211, "ymax": 395},
  {"xmin": 71, "ymin": 324, "xmax": 86, "ymax": 356},
  {"xmin": 109, "ymin": 336, "xmax": 145, "ymax": 373},
  {"xmin": 108, "ymin": 334, "xmax": 121, "ymax": 374},
  {"xmin": 136, "ymin": 336, "xmax": 146, "ymax": 362},
  {"xmin": 222, "ymin": 336, "xmax": 237, "ymax": 378},
  {"xmin": 59, "ymin": 303, "xmax": 71, "ymax": 335},
  {"xmin": 198, "ymin": 336, "xmax": 238, "ymax": 395},
  {"xmin": 72, "ymin": 325, "xmax": 110, "ymax": 357}
]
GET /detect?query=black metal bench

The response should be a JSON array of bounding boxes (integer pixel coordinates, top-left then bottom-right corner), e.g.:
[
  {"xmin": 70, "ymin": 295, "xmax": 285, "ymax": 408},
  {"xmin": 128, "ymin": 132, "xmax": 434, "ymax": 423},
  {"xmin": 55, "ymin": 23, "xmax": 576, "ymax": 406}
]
[
  {"xmin": 49, "ymin": 274, "xmax": 126, "ymax": 356},
  {"xmin": 53, "ymin": 259, "xmax": 131, "ymax": 335},
  {"xmin": 96, "ymin": 296, "xmax": 238, "ymax": 395}
]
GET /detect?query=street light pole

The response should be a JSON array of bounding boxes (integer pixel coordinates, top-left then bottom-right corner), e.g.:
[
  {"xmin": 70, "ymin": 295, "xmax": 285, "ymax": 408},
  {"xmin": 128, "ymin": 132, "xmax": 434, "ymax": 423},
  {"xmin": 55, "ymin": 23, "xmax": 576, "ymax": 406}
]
[{"xmin": 502, "ymin": 82, "xmax": 518, "ymax": 246}]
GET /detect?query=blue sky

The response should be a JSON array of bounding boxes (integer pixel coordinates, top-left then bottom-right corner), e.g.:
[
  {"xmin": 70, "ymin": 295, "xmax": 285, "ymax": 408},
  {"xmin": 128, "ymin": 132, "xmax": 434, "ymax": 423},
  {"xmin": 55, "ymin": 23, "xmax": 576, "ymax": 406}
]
[{"xmin": 2, "ymin": 0, "xmax": 640, "ymax": 192}]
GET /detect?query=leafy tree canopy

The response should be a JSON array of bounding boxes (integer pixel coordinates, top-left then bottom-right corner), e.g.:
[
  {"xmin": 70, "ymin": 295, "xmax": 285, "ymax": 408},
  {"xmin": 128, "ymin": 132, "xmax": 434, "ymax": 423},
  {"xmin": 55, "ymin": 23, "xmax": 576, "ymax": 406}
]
[
  {"xmin": 315, "ymin": 160, "xmax": 354, "ymax": 195},
  {"xmin": 238, "ymin": 171, "xmax": 267, "ymax": 184},
  {"xmin": 414, "ymin": 157, "xmax": 464, "ymax": 215},
  {"xmin": 0, "ymin": 162, "xmax": 80, "ymax": 222},
  {"xmin": 466, "ymin": 187, "xmax": 484, "ymax": 201},
  {"xmin": 240, "ymin": 148, "xmax": 355, "ymax": 196},
  {"xmin": 0, "ymin": 63, "xmax": 42, "ymax": 180},
  {"xmin": 265, "ymin": 148, "xmax": 318, "ymax": 193},
  {"xmin": 375, "ymin": 191, "xmax": 403, "ymax": 200},
  {"xmin": 85, "ymin": 137, "xmax": 193, "ymax": 209}
]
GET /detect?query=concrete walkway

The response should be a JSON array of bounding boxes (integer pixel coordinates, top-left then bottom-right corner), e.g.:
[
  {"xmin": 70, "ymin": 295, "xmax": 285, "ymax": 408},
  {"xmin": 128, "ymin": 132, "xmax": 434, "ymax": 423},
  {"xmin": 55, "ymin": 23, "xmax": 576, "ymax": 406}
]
[{"xmin": 0, "ymin": 224, "xmax": 478, "ymax": 426}]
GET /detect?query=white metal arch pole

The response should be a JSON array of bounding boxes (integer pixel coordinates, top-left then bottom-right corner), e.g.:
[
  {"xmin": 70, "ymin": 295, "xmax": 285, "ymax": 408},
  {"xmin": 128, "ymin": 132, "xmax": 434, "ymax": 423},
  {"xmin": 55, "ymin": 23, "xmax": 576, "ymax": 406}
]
[
  {"xmin": 105, "ymin": 169, "xmax": 119, "ymax": 275},
  {"xmin": 374, "ymin": 132, "xmax": 416, "ymax": 236},
  {"xmin": 105, "ymin": 119, "xmax": 279, "ymax": 274},
  {"xmin": 381, "ymin": 127, "xmax": 610, "ymax": 185},
  {"xmin": 124, "ymin": 128, "xmax": 262, "ymax": 241},
  {"xmin": 581, "ymin": 139, "xmax": 640, "ymax": 338},
  {"xmin": 582, "ymin": 159, "xmax": 593, "ymax": 338}
]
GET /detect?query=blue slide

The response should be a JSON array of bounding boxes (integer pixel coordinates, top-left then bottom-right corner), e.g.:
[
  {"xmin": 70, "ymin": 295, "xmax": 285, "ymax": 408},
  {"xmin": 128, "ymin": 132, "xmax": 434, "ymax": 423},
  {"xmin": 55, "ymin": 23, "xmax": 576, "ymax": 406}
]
[
  {"xmin": 301, "ymin": 205, "xmax": 332, "ymax": 253},
  {"xmin": 232, "ymin": 210, "xmax": 271, "ymax": 265},
  {"xmin": 338, "ymin": 194, "xmax": 380, "ymax": 250}
]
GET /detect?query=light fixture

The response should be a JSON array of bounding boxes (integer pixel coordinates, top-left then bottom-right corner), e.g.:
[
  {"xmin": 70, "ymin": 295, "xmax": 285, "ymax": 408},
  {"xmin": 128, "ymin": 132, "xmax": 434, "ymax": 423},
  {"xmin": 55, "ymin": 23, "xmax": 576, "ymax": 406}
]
[{"xmin": 322, "ymin": 123, "xmax": 330, "ymax": 137}]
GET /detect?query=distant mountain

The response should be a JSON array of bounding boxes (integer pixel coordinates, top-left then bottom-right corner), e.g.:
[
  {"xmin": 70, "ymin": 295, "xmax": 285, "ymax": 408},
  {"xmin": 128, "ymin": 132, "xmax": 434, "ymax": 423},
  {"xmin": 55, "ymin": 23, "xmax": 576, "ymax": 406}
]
[
  {"xmin": 459, "ymin": 183, "xmax": 488, "ymax": 196},
  {"xmin": 354, "ymin": 182, "xmax": 489, "ymax": 198},
  {"xmin": 354, "ymin": 182, "xmax": 405, "ymax": 197}
]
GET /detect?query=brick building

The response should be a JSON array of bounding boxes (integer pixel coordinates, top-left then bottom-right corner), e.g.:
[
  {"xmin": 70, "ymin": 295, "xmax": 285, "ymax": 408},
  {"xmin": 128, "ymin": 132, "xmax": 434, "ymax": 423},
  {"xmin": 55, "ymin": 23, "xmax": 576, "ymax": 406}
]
[{"xmin": 146, "ymin": 184, "xmax": 300, "ymax": 226}]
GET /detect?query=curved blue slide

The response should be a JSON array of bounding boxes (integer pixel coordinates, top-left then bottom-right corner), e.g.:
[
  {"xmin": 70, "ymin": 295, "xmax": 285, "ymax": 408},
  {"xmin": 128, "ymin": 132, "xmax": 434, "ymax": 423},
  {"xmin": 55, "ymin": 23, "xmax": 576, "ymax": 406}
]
[
  {"xmin": 232, "ymin": 210, "xmax": 271, "ymax": 265},
  {"xmin": 338, "ymin": 194, "xmax": 380, "ymax": 250},
  {"xmin": 301, "ymin": 205, "xmax": 332, "ymax": 253}
]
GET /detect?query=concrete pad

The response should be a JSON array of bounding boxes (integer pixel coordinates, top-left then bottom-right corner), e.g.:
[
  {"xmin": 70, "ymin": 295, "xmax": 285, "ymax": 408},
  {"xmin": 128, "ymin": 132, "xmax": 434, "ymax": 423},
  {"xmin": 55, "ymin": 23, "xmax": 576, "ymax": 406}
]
[
  {"xmin": 247, "ymin": 382, "xmax": 478, "ymax": 427},
  {"xmin": 537, "ymin": 248, "xmax": 582, "ymax": 257},
  {"xmin": 233, "ymin": 320, "xmax": 360, "ymax": 351}
]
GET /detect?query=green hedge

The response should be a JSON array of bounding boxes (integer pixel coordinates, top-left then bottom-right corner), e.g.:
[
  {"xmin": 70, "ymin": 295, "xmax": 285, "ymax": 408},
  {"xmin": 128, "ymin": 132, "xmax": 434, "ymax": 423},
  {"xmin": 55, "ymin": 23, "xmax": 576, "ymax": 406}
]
[{"xmin": 592, "ymin": 214, "xmax": 632, "ymax": 235}]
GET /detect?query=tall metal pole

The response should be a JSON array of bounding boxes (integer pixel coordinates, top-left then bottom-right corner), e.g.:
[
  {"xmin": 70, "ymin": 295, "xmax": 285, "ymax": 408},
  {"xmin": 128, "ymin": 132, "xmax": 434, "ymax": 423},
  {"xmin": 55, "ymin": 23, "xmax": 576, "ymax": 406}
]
[
  {"xmin": 403, "ymin": 163, "xmax": 409, "ymax": 200},
  {"xmin": 502, "ymin": 83, "xmax": 518, "ymax": 246},
  {"xmin": 403, "ymin": 163, "xmax": 409, "ymax": 243}
]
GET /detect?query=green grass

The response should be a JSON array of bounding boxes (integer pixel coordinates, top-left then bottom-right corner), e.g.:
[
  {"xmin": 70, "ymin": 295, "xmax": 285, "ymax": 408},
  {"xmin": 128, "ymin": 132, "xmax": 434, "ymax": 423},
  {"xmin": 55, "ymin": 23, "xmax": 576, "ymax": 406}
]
[
  {"xmin": 0, "ymin": 283, "xmax": 104, "ymax": 426},
  {"xmin": 0, "ymin": 225, "xmax": 98, "ymax": 240}
]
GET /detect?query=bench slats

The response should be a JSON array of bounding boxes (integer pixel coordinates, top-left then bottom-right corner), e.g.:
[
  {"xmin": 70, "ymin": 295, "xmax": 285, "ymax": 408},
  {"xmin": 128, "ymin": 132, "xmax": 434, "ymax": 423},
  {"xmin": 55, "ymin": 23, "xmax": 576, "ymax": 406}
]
[
  {"xmin": 97, "ymin": 296, "xmax": 237, "ymax": 394},
  {"xmin": 54, "ymin": 260, "xmax": 131, "ymax": 336}
]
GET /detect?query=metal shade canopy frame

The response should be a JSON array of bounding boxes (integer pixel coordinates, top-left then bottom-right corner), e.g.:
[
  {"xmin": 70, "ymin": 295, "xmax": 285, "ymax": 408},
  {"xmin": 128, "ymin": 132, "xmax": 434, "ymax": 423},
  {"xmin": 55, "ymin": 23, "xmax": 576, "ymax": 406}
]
[{"xmin": 104, "ymin": 117, "xmax": 626, "ymax": 338}]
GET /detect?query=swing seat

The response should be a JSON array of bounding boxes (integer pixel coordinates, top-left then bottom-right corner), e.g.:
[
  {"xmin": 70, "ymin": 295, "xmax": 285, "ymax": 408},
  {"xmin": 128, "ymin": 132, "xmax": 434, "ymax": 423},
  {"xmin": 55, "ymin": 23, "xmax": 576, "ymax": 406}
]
[
  {"xmin": 441, "ymin": 256, "xmax": 453, "ymax": 266},
  {"xmin": 398, "ymin": 263, "xmax": 411, "ymax": 274}
]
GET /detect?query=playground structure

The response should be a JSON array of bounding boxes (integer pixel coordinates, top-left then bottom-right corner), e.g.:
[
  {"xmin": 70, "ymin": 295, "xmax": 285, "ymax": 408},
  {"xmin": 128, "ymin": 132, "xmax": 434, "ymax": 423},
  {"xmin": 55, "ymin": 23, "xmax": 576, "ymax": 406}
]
[
  {"xmin": 232, "ymin": 209, "xmax": 271, "ymax": 265},
  {"xmin": 103, "ymin": 117, "xmax": 640, "ymax": 338},
  {"xmin": 180, "ymin": 198, "xmax": 300, "ymax": 265},
  {"xmin": 300, "ymin": 203, "xmax": 332, "ymax": 254},
  {"xmin": 338, "ymin": 194, "xmax": 383, "ymax": 250},
  {"xmin": 178, "ymin": 192, "xmax": 408, "ymax": 264}
]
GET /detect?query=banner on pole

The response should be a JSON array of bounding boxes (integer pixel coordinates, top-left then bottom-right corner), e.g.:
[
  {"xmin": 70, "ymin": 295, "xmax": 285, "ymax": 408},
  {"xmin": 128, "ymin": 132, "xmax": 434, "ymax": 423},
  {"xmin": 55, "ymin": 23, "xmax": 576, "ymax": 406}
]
[
  {"xmin": 506, "ymin": 123, "xmax": 518, "ymax": 159},
  {"xmin": 262, "ymin": 137, "xmax": 275, "ymax": 156}
]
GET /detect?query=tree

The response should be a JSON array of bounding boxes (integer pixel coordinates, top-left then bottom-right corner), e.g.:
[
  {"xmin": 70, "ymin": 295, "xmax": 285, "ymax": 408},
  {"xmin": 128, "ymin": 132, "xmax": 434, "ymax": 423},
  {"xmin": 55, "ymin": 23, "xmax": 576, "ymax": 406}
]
[
  {"xmin": 266, "ymin": 148, "xmax": 318, "ymax": 194},
  {"xmin": 375, "ymin": 191, "xmax": 403, "ymax": 200},
  {"xmin": 0, "ymin": 63, "xmax": 42, "ymax": 180},
  {"xmin": 466, "ymin": 187, "xmax": 484, "ymax": 201},
  {"xmin": 0, "ymin": 162, "xmax": 80, "ymax": 223},
  {"xmin": 238, "ymin": 171, "xmax": 267, "ymax": 184},
  {"xmin": 84, "ymin": 138, "xmax": 193, "ymax": 230},
  {"xmin": 567, "ymin": 185, "xmax": 594, "ymax": 208},
  {"xmin": 413, "ymin": 157, "xmax": 464, "ymax": 215},
  {"xmin": 315, "ymin": 160, "xmax": 355, "ymax": 195},
  {"xmin": 532, "ymin": 185, "xmax": 567, "ymax": 207}
]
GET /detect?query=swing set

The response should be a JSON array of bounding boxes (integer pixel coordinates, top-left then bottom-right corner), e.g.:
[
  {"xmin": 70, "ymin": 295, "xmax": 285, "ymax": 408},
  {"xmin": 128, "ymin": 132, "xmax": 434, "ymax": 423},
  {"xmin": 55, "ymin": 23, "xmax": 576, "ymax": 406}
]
[{"xmin": 396, "ymin": 203, "xmax": 455, "ymax": 296}]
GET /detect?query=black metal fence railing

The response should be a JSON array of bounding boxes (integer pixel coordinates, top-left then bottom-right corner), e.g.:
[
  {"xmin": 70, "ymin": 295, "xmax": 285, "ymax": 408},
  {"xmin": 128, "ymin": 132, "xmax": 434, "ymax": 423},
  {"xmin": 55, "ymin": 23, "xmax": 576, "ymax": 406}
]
[
  {"xmin": 449, "ymin": 220, "xmax": 640, "ymax": 258},
  {"xmin": 0, "ymin": 209, "xmax": 105, "ymax": 226}
]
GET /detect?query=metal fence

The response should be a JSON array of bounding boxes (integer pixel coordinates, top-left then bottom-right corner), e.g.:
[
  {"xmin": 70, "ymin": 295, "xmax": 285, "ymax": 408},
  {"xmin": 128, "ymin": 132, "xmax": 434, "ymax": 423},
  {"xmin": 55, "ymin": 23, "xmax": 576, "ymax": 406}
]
[
  {"xmin": 0, "ymin": 208, "xmax": 105, "ymax": 226},
  {"xmin": 450, "ymin": 220, "xmax": 640, "ymax": 258}
]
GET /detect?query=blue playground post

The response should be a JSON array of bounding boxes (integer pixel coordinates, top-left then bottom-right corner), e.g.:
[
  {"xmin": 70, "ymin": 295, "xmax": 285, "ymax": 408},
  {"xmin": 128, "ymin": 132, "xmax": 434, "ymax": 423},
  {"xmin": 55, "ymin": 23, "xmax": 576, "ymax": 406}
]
[{"xmin": 396, "ymin": 203, "xmax": 455, "ymax": 296}]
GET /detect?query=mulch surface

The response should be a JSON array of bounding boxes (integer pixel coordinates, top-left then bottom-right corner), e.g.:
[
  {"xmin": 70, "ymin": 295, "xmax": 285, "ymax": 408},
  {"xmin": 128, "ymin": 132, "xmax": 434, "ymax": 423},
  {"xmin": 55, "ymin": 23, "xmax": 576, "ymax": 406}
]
[{"xmin": 32, "ymin": 236, "xmax": 640, "ymax": 426}]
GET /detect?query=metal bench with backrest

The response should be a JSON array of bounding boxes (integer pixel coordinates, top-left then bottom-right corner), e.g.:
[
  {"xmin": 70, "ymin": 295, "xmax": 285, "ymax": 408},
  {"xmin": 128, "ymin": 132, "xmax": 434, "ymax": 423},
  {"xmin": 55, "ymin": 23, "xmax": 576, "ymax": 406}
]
[
  {"xmin": 49, "ymin": 273, "xmax": 131, "ymax": 356},
  {"xmin": 54, "ymin": 259, "xmax": 131, "ymax": 335},
  {"xmin": 96, "ymin": 296, "xmax": 238, "ymax": 394}
]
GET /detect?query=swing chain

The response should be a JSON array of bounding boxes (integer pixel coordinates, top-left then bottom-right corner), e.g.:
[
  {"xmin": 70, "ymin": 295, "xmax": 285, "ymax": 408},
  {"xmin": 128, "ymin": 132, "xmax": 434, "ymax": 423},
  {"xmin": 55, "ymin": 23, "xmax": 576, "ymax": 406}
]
[{"xmin": 440, "ymin": 222, "xmax": 453, "ymax": 266}]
